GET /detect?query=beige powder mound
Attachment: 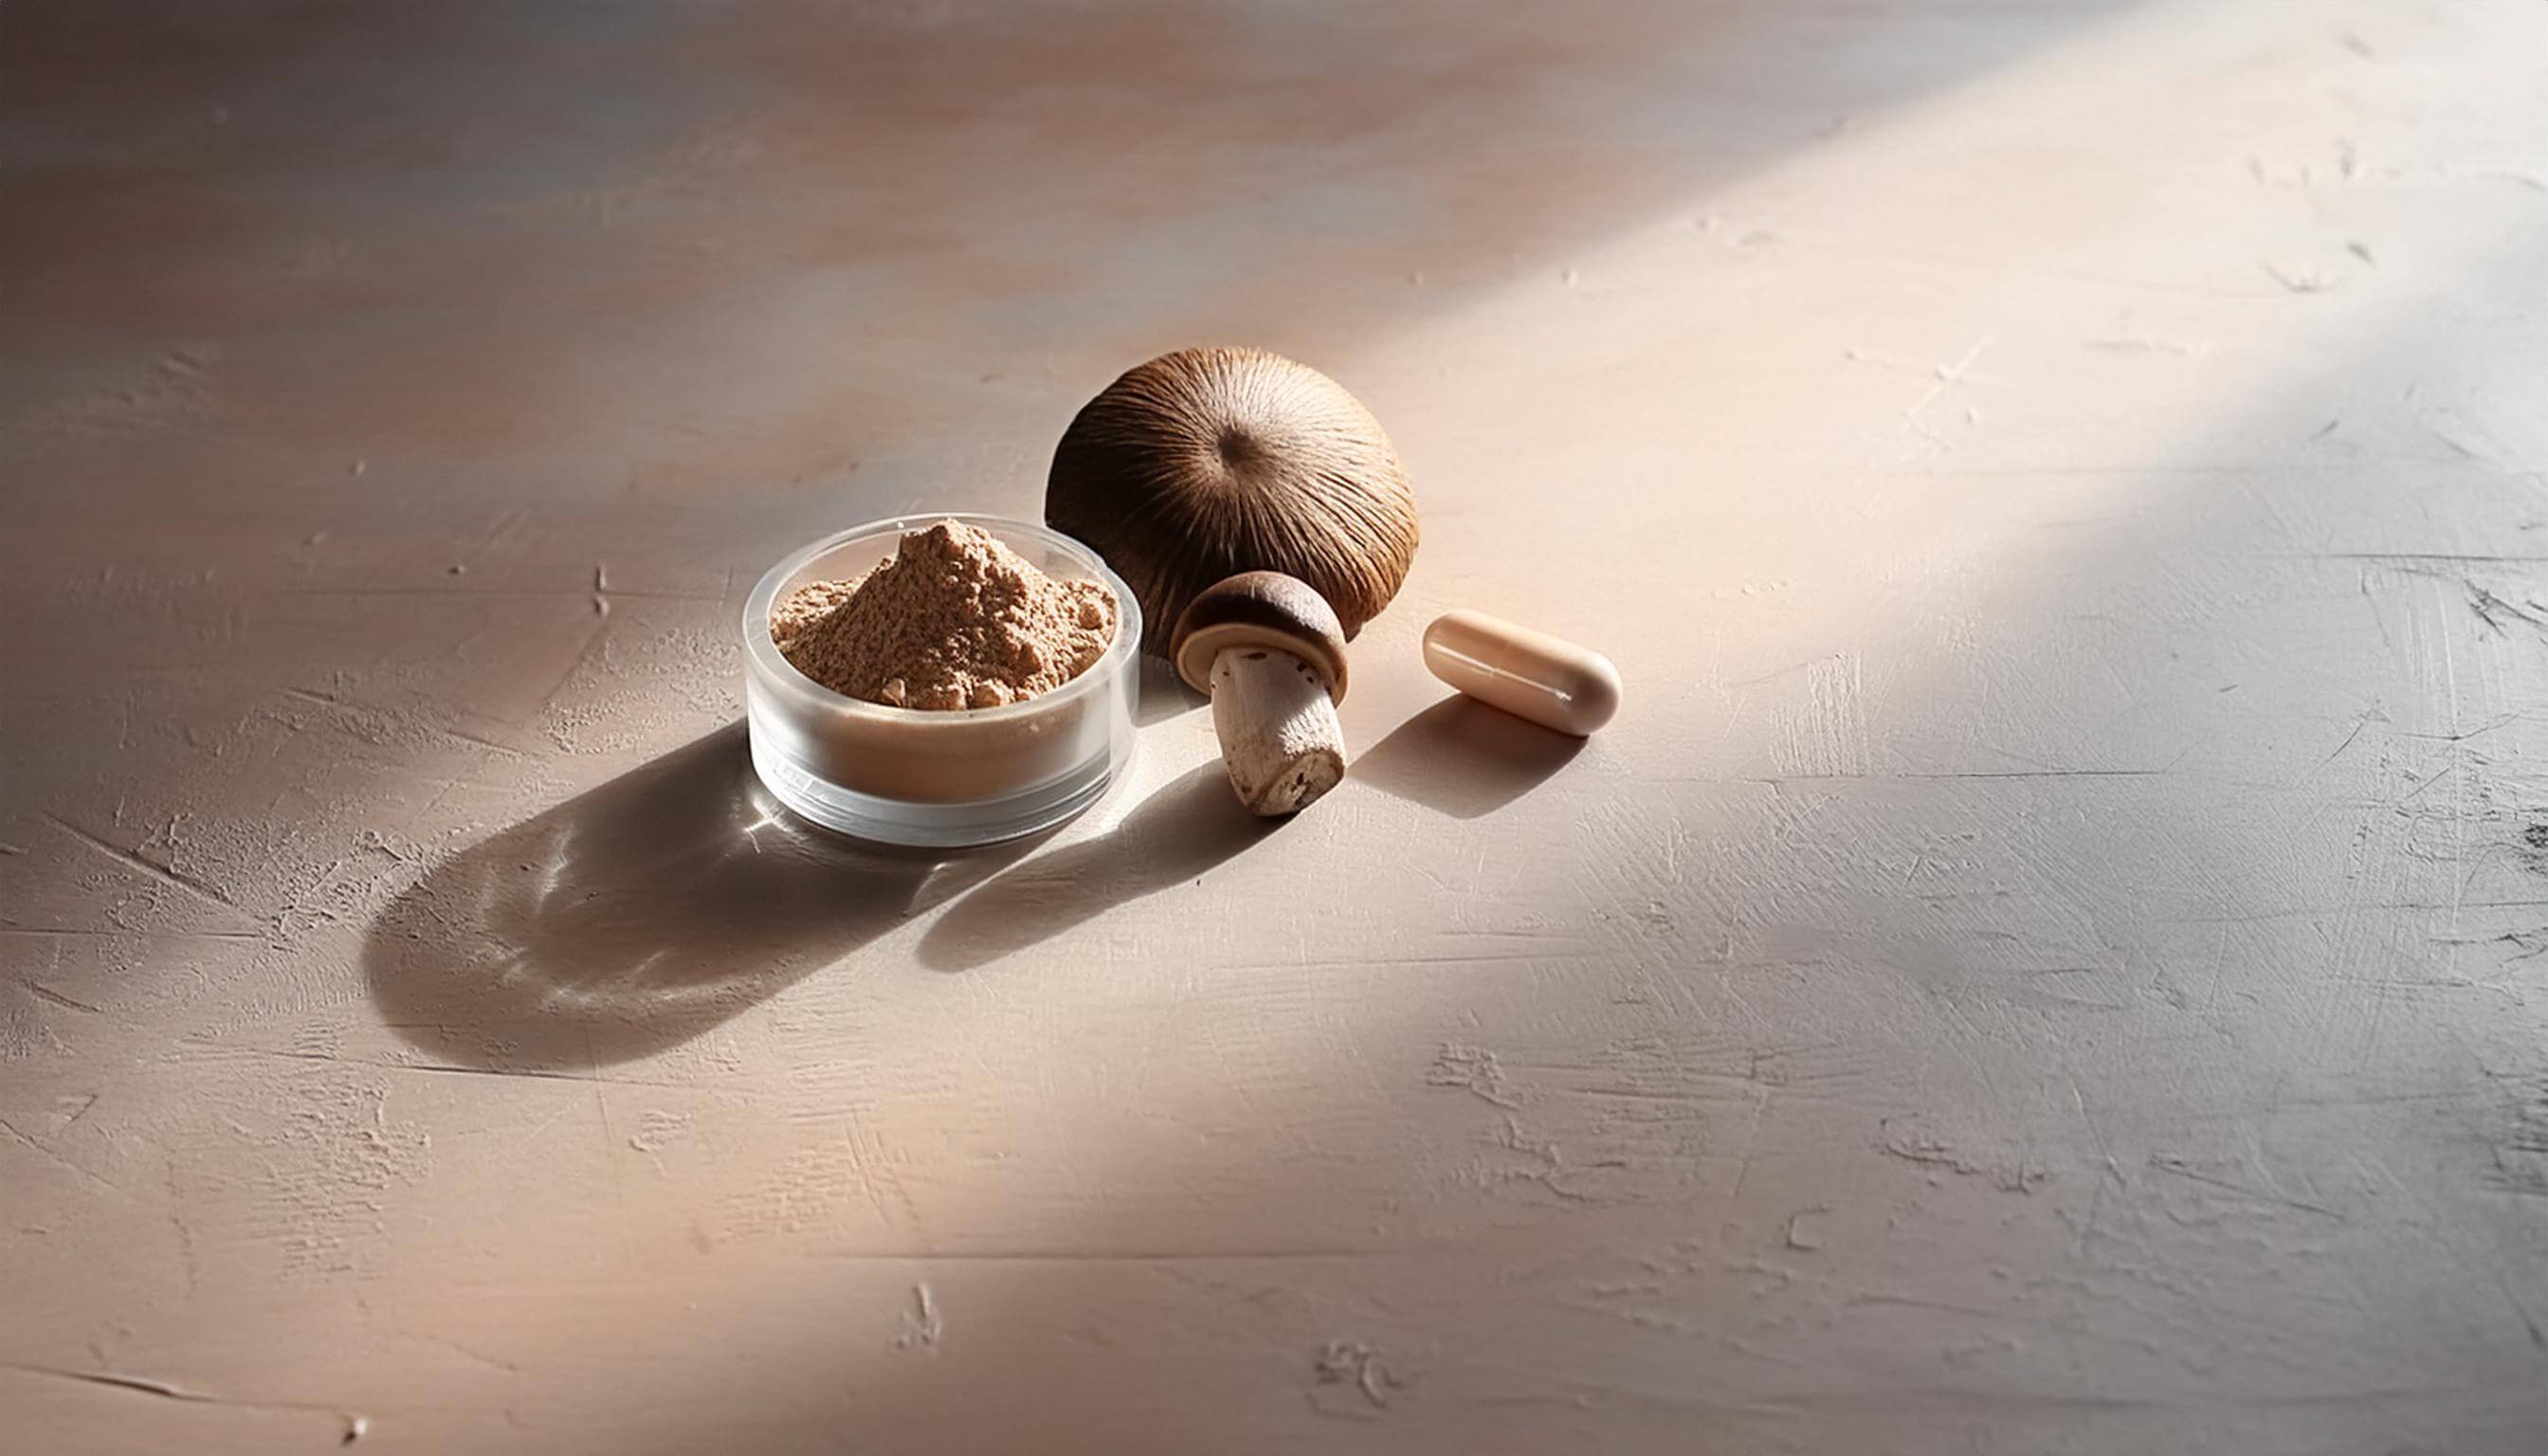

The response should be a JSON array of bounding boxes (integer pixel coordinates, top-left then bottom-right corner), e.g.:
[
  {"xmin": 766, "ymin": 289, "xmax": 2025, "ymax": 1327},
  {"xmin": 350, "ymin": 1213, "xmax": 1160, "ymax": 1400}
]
[{"xmin": 771, "ymin": 519, "xmax": 1117, "ymax": 710}]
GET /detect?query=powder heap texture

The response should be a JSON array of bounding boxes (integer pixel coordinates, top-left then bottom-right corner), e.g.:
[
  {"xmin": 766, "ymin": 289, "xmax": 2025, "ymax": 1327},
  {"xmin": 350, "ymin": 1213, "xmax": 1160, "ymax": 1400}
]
[{"xmin": 770, "ymin": 519, "xmax": 1117, "ymax": 710}]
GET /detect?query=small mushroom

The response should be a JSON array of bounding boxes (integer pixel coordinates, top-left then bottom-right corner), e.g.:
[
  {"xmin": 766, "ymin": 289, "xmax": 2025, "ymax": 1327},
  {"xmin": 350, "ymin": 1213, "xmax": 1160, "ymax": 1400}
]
[
  {"xmin": 1046, "ymin": 347, "xmax": 1418, "ymax": 655},
  {"xmin": 1173, "ymin": 572, "xmax": 1350, "ymax": 815}
]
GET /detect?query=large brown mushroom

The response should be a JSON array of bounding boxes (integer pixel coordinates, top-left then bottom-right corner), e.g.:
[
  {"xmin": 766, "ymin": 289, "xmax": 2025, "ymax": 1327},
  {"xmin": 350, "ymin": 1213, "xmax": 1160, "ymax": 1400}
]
[{"xmin": 1046, "ymin": 347, "xmax": 1418, "ymax": 656}]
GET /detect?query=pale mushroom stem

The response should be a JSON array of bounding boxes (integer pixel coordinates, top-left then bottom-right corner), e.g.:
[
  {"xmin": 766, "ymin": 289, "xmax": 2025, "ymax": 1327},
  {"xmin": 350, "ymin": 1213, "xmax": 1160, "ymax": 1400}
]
[{"xmin": 1209, "ymin": 646, "xmax": 1346, "ymax": 815}]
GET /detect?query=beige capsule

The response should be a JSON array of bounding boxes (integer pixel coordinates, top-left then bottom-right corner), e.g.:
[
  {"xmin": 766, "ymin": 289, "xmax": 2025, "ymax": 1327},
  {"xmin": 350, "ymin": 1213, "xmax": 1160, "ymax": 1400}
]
[{"xmin": 1421, "ymin": 609, "xmax": 1622, "ymax": 736}]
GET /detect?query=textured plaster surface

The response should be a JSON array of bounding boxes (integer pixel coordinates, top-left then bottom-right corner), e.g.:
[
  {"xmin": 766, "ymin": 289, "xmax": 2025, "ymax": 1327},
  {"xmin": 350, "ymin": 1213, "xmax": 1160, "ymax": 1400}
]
[{"xmin": 5, "ymin": 1, "xmax": 2547, "ymax": 1451}]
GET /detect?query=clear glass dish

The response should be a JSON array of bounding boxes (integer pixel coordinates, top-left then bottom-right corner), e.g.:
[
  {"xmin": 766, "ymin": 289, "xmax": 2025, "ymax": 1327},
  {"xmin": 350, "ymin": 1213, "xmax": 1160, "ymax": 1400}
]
[{"xmin": 741, "ymin": 514, "xmax": 1140, "ymax": 847}]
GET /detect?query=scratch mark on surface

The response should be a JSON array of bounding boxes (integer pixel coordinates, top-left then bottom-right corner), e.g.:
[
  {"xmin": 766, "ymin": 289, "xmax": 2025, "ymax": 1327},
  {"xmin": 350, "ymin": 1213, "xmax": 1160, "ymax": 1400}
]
[
  {"xmin": 1739, "ymin": 768, "xmax": 2166, "ymax": 785},
  {"xmin": 280, "ymin": 686, "xmax": 526, "ymax": 757},
  {"xmin": 0, "ymin": 1361, "xmax": 349, "ymax": 1422},
  {"xmin": 2309, "ymin": 713, "xmax": 2376, "ymax": 775},
  {"xmin": 809, "ymin": 1247, "xmax": 1391, "ymax": 1263},
  {"xmin": 19, "ymin": 982, "xmax": 104, "ymax": 1015},
  {"xmin": 182, "ymin": 1041, "xmax": 693, "ymax": 1090},
  {"xmin": 1842, "ymin": 1290, "xmax": 2010, "ymax": 1321},
  {"xmin": 277, "ymin": 586, "xmax": 719, "ymax": 602},
  {"xmin": 2358, "ymin": 1150, "xmax": 2543, "ymax": 1349},
  {"xmin": 2261, "ymin": 262, "xmax": 2334, "ymax": 294},
  {"xmin": 1902, "ymin": 336, "xmax": 1993, "ymax": 427},
  {"xmin": 398, "ymin": 1331, "xmax": 521, "ymax": 1374},
  {"xmin": 2397, "ymin": 761, "xmax": 2458, "ymax": 803},
  {"xmin": 2467, "ymin": 168, "xmax": 2548, "ymax": 193},
  {"xmin": 2463, "ymin": 585, "xmax": 2542, "ymax": 637},
  {"xmin": 530, "ymin": 616, "xmax": 610, "ymax": 714},
  {"xmin": 2145, "ymin": 1155, "xmax": 2339, "ymax": 1218},
  {"xmin": 41, "ymin": 813, "xmax": 251, "ymax": 922},
  {"xmin": 2313, "ymin": 553, "xmax": 2548, "ymax": 565},
  {"xmin": 2084, "ymin": 335, "xmax": 2208, "ymax": 357},
  {"xmin": 1718, "ymin": 1087, "xmax": 1771, "ymax": 1234},
  {"xmin": 1226, "ymin": 951, "xmax": 1577, "ymax": 972},
  {"xmin": 0, "ymin": 925, "xmax": 261, "ymax": 941},
  {"xmin": 874, "ymin": 1175, "xmax": 934, "ymax": 1261},
  {"xmin": 0, "ymin": 1115, "xmax": 129, "ymax": 1199},
  {"xmin": 6, "ymin": 1366, "xmax": 202, "ymax": 1400}
]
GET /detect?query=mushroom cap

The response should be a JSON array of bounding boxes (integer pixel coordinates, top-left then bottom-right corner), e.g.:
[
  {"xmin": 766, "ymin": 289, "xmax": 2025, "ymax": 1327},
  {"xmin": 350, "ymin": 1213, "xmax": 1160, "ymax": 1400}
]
[
  {"xmin": 1171, "ymin": 572, "xmax": 1349, "ymax": 702},
  {"xmin": 1046, "ymin": 346, "xmax": 1417, "ymax": 655}
]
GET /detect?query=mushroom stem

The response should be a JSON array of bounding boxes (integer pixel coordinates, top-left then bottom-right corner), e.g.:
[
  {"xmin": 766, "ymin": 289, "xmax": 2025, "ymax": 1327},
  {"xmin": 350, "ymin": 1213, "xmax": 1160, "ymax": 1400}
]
[{"xmin": 1209, "ymin": 646, "xmax": 1345, "ymax": 815}]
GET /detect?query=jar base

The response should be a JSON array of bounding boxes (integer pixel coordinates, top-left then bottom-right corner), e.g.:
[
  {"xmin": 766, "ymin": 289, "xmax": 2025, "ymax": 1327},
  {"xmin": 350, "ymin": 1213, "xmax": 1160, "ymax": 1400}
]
[{"xmin": 746, "ymin": 715, "xmax": 1132, "ymax": 848}]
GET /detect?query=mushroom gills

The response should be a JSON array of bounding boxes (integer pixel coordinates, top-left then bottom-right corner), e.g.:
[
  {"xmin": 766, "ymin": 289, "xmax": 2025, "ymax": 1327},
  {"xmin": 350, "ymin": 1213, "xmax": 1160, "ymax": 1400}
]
[{"xmin": 1208, "ymin": 646, "xmax": 1346, "ymax": 815}]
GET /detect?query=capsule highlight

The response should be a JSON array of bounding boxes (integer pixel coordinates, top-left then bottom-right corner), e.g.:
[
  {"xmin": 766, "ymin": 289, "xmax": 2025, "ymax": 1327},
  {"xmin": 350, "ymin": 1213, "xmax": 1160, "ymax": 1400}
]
[{"xmin": 1420, "ymin": 610, "xmax": 1621, "ymax": 737}]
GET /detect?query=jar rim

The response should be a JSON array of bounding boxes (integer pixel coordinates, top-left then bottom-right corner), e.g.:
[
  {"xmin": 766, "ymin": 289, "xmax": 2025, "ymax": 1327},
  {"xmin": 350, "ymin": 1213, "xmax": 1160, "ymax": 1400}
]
[{"xmin": 740, "ymin": 512, "xmax": 1143, "ymax": 725}]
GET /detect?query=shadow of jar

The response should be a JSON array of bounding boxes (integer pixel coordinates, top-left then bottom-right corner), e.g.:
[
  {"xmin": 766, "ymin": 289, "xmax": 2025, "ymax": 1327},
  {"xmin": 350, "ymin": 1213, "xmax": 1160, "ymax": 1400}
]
[{"xmin": 364, "ymin": 722, "xmax": 1034, "ymax": 1070}]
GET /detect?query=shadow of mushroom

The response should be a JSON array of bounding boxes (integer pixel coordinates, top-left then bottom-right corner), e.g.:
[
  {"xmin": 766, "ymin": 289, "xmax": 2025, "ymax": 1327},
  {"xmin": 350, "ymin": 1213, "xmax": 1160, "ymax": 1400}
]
[
  {"xmin": 1350, "ymin": 695, "xmax": 1587, "ymax": 819},
  {"xmin": 364, "ymin": 722, "xmax": 1036, "ymax": 1069},
  {"xmin": 916, "ymin": 763, "xmax": 1281, "ymax": 974}
]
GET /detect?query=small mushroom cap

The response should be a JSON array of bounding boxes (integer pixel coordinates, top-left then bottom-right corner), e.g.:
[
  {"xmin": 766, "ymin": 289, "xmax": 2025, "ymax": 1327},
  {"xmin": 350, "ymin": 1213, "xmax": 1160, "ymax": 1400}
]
[
  {"xmin": 1172, "ymin": 572, "xmax": 1350, "ymax": 702},
  {"xmin": 1047, "ymin": 347, "xmax": 1417, "ymax": 655}
]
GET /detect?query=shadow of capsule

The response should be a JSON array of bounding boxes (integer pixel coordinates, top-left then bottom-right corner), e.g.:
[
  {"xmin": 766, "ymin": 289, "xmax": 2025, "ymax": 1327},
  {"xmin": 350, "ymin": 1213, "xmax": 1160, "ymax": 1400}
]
[{"xmin": 1350, "ymin": 694, "xmax": 1586, "ymax": 819}]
